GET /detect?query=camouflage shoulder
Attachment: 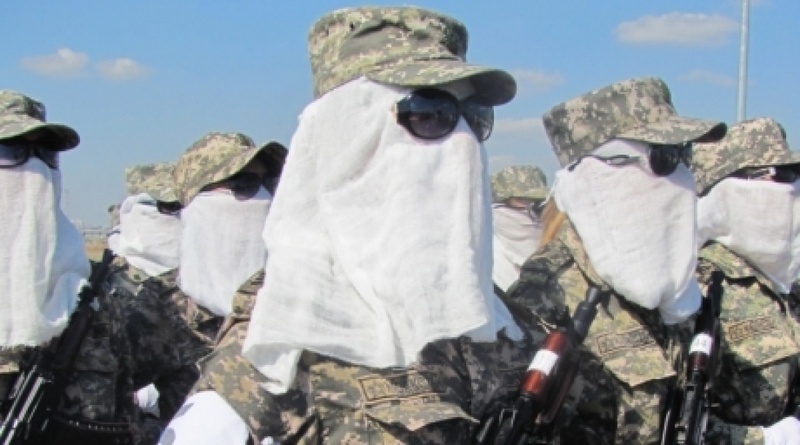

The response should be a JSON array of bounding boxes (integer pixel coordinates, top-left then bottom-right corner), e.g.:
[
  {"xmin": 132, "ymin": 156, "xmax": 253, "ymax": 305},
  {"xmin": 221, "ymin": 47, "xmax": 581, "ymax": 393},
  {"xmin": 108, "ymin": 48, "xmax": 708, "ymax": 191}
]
[
  {"xmin": 507, "ymin": 231, "xmax": 572, "ymax": 315},
  {"xmin": 699, "ymin": 242, "xmax": 758, "ymax": 280},
  {"xmin": 231, "ymin": 269, "xmax": 265, "ymax": 317},
  {"xmin": 195, "ymin": 322, "xmax": 310, "ymax": 441}
]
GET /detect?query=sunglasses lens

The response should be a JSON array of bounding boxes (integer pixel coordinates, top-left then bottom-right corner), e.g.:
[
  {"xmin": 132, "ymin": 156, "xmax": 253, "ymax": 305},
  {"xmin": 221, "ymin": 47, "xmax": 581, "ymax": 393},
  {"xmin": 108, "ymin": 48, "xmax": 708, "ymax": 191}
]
[
  {"xmin": 0, "ymin": 143, "xmax": 30, "ymax": 168},
  {"xmin": 773, "ymin": 167, "xmax": 799, "ymax": 183},
  {"xmin": 397, "ymin": 89, "xmax": 460, "ymax": 140},
  {"xmin": 649, "ymin": 144, "xmax": 691, "ymax": 176},
  {"xmin": 156, "ymin": 201, "xmax": 182, "ymax": 215},
  {"xmin": 228, "ymin": 173, "xmax": 263, "ymax": 200},
  {"xmin": 463, "ymin": 102, "xmax": 494, "ymax": 141}
]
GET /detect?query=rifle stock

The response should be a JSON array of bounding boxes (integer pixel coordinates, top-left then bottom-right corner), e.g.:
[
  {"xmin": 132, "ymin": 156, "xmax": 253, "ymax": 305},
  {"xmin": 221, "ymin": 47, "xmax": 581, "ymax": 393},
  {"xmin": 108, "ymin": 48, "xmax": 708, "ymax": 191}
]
[
  {"xmin": 0, "ymin": 249, "xmax": 114, "ymax": 445},
  {"xmin": 661, "ymin": 271, "xmax": 723, "ymax": 445},
  {"xmin": 474, "ymin": 287, "xmax": 603, "ymax": 445}
]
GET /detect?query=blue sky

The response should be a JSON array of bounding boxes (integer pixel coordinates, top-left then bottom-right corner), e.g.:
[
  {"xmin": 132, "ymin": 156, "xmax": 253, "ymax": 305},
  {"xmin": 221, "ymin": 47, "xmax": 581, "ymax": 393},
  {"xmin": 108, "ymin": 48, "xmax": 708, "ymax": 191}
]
[{"xmin": 2, "ymin": 0, "xmax": 798, "ymax": 227}]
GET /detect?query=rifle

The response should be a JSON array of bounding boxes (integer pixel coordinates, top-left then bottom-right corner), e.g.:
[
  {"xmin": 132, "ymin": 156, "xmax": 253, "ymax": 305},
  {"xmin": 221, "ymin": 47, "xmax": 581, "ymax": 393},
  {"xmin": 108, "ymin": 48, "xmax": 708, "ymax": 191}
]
[
  {"xmin": 0, "ymin": 249, "xmax": 114, "ymax": 445},
  {"xmin": 473, "ymin": 286, "xmax": 604, "ymax": 445},
  {"xmin": 660, "ymin": 271, "xmax": 724, "ymax": 445}
]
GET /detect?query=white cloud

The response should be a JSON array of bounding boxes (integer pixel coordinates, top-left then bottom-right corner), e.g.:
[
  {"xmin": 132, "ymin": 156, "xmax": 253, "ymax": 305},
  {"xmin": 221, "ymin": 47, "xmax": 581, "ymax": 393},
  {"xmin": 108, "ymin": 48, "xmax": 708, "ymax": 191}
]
[
  {"xmin": 680, "ymin": 69, "xmax": 737, "ymax": 87},
  {"xmin": 510, "ymin": 69, "xmax": 564, "ymax": 94},
  {"xmin": 20, "ymin": 48, "xmax": 89, "ymax": 78},
  {"xmin": 95, "ymin": 58, "xmax": 150, "ymax": 80},
  {"xmin": 615, "ymin": 13, "xmax": 738, "ymax": 47}
]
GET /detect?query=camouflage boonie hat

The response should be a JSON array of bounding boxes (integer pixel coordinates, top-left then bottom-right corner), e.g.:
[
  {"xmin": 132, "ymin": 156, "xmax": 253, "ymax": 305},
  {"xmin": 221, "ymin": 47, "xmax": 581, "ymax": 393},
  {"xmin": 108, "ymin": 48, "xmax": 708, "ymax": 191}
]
[
  {"xmin": 0, "ymin": 90, "xmax": 79, "ymax": 150},
  {"xmin": 308, "ymin": 6, "xmax": 516, "ymax": 105},
  {"xmin": 542, "ymin": 77, "xmax": 727, "ymax": 167},
  {"xmin": 173, "ymin": 132, "xmax": 286, "ymax": 205},
  {"xmin": 125, "ymin": 162, "xmax": 178, "ymax": 203},
  {"xmin": 692, "ymin": 117, "xmax": 800, "ymax": 194},
  {"xmin": 491, "ymin": 165, "xmax": 549, "ymax": 202}
]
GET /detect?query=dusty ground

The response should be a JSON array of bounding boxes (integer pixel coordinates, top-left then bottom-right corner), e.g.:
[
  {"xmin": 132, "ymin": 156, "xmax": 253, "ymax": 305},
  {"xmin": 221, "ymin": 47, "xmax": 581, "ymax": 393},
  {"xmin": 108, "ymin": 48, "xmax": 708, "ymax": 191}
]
[{"xmin": 85, "ymin": 239, "xmax": 108, "ymax": 262}]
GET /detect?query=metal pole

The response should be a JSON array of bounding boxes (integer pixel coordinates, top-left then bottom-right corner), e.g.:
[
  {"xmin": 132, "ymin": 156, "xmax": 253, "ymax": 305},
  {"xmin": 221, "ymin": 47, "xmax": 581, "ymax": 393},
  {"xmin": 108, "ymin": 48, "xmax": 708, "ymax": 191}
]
[{"xmin": 736, "ymin": 0, "xmax": 750, "ymax": 122}]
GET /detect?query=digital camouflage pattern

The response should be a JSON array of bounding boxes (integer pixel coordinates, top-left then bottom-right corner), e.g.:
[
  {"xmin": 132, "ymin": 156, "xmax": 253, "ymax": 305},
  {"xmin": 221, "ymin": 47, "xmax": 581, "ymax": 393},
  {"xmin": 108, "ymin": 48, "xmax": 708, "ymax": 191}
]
[
  {"xmin": 542, "ymin": 77, "xmax": 726, "ymax": 167},
  {"xmin": 189, "ymin": 272, "xmax": 545, "ymax": 444},
  {"xmin": 490, "ymin": 165, "xmax": 549, "ymax": 203},
  {"xmin": 692, "ymin": 117, "xmax": 800, "ymax": 195},
  {"xmin": 696, "ymin": 242, "xmax": 800, "ymax": 444},
  {"xmin": 308, "ymin": 6, "xmax": 516, "ymax": 105},
  {"xmin": 0, "ymin": 263, "xmax": 148, "ymax": 443},
  {"xmin": 102, "ymin": 256, "xmax": 212, "ymax": 438},
  {"xmin": 125, "ymin": 162, "xmax": 178, "ymax": 203},
  {"xmin": 173, "ymin": 132, "xmax": 286, "ymax": 206},
  {"xmin": 507, "ymin": 219, "xmax": 684, "ymax": 444},
  {"xmin": 0, "ymin": 89, "xmax": 79, "ymax": 150},
  {"xmin": 169, "ymin": 288, "xmax": 224, "ymax": 348}
]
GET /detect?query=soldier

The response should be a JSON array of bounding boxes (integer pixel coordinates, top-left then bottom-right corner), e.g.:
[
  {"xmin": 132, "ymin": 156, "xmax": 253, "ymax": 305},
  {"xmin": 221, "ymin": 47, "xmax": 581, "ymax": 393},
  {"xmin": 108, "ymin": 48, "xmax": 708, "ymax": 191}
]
[
  {"xmin": 162, "ymin": 6, "xmax": 542, "ymax": 444},
  {"xmin": 0, "ymin": 90, "xmax": 141, "ymax": 442},
  {"xmin": 102, "ymin": 162, "xmax": 209, "ymax": 442},
  {"xmin": 507, "ymin": 77, "xmax": 727, "ymax": 443},
  {"xmin": 108, "ymin": 202, "xmax": 122, "ymax": 253},
  {"xmin": 490, "ymin": 165, "xmax": 549, "ymax": 294},
  {"xmin": 169, "ymin": 133, "xmax": 286, "ymax": 345},
  {"xmin": 691, "ymin": 117, "xmax": 800, "ymax": 444}
]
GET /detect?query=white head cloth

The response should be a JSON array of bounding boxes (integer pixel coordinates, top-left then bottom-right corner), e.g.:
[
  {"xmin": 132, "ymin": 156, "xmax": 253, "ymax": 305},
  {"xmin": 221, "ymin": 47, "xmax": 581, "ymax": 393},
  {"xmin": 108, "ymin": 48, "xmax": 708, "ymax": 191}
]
[
  {"xmin": 0, "ymin": 158, "xmax": 90, "ymax": 347},
  {"xmin": 552, "ymin": 139, "xmax": 701, "ymax": 324},
  {"xmin": 698, "ymin": 177, "xmax": 800, "ymax": 293},
  {"xmin": 243, "ymin": 77, "xmax": 522, "ymax": 393},
  {"xmin": 117, "ymin": 193, "xmax": 181, "ymax": 277},
  {"xmin": 492, "ymin": 204, "xmax": 542, "ymax": 292},
  {"xmin": 178, "ymin": 188, "xmax": 271, "ymax": 316}
]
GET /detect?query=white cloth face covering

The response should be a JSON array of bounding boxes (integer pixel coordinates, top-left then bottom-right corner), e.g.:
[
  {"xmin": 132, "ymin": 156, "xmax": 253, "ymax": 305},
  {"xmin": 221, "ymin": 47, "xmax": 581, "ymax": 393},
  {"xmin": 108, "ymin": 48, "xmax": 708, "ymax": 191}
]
[
  {"xmin": 492, "ymin": 204, "xmax": 542, "ymax": 292},
  {"xmin": 697, "ymin": 177, "xmax": 800, "ymax": 293},
  {"xmin": 158, "ymin": 391, "xmax": 249, "ymax": 445},
  {"xmin": 178, "ymin": 188, "xmax": 271, "ymax": 316},
  {"xmin": 552, "ymin": 139, "xmax": 701, "ymax": 324},
  {"xmin": 117, "ymin": 193, "xmax": 181, "ymax": 277},
  {"xmin": 243, "ymin": 77, "xmax": 523, "ymax": 393},
  {"xmin": 0, "ymin": 158, "xmax": 90, "ymax": 347}
]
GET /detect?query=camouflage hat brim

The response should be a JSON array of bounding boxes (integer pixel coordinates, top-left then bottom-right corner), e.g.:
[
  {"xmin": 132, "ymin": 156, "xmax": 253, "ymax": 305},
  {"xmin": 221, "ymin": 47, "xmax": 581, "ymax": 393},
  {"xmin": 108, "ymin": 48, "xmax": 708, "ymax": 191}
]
[
  {"xmin": 617, "ymin": 116, "xmax": 727, "ymax": 146},
  {"xmin": 366, "ymin": 60, "xmax": 517, "ymax": 105},
  {"xmin": 148, "ymin": 187, "xmax": 178, "ymax": 203},
  {"xmin": 0, "ymin": 116, "xmax": 79, "ymax": 151}
]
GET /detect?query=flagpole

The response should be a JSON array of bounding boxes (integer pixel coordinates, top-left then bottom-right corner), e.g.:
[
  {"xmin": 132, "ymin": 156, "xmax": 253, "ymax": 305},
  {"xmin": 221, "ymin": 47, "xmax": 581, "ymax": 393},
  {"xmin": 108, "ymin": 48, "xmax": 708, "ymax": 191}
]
[{"xmin": 736, "ymin": 0, "xmax": 750, "ymax": 122}]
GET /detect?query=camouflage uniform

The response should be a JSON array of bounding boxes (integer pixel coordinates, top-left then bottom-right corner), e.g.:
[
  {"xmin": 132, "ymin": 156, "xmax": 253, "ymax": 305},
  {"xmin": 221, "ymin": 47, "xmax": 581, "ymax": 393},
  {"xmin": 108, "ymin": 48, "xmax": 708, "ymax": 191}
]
[
  {"xmin": 193, "ymin": 271, "xmax": 542, "ymax": 444},
  {"xmin": 186, "ymin": 6, "xmax": 542, "ymax": 444},
  {"xmin": 0, "ymin": 90, "xmax": 145, "ymax": 443},
  {"xmin": 490, "ymin": 165, "xmax": 549, "ymax": 204},
  {"xmin": 104, "ymin": 257, "xmax": 211, "ymax": 442},
  {"xmin": 691, "ymin": 118, "xmax": 800, "ymax": 444},
  {"xmin": 510, "ymin": 221, "xmax": 683, "ymax": 444},
  {"xmin": 507, "ymin": 78, "xmax": 726, "ymax": 443}
]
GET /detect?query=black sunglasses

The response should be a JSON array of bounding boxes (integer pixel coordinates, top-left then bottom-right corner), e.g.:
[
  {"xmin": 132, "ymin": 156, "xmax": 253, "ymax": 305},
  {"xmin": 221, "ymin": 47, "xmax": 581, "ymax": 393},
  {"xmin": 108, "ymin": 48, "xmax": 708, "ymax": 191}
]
[
  {"xmin": 734, "ymin": 166, "xmax": 800, "ymax": 184},
  {"xmin": 394, "ymin": 88, "xmax": 494, "ymax": 142},
  {"xmin": 0, "ymin": 142, "xmax": 59, "ymax": 170},
  {"xmin": 568, "ymin": 143, "xmax": 692, "ymax": 177},
  {"xmin": 156, "ymin": 201, "xmax": 183, "ymax": 215},
  {"xmin": 649, "ymin": 143, "xmax": 692, "ymax": 176},
  {"xmin": 202, "ymin": 172, "xmax": 265, "ymax": 201}
]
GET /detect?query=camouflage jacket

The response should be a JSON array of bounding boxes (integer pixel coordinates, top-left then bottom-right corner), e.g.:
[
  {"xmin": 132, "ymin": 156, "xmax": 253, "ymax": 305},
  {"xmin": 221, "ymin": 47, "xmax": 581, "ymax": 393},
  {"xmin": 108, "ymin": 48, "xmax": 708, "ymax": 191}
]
[
  {"xmin": 193, "ymin": 271, "xmax": 544, "ymax": 444},
  {"xmin": 697, "ymin": 242, "xmax": 800, "ymax": 445},
  {"xmin": 104, "ymin": 257, "xmax": 212, "ymax": 436},
  {"xmin": 0, "ymin": 260, "xmax": 146, "ymax": 443},
  {"xmin": 169, "ymin": 287, "xmax": 224, "ymax": 348},
  {"xmin": 507, "ymin": 220, "xmax": 684, "ymax": 444}
]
